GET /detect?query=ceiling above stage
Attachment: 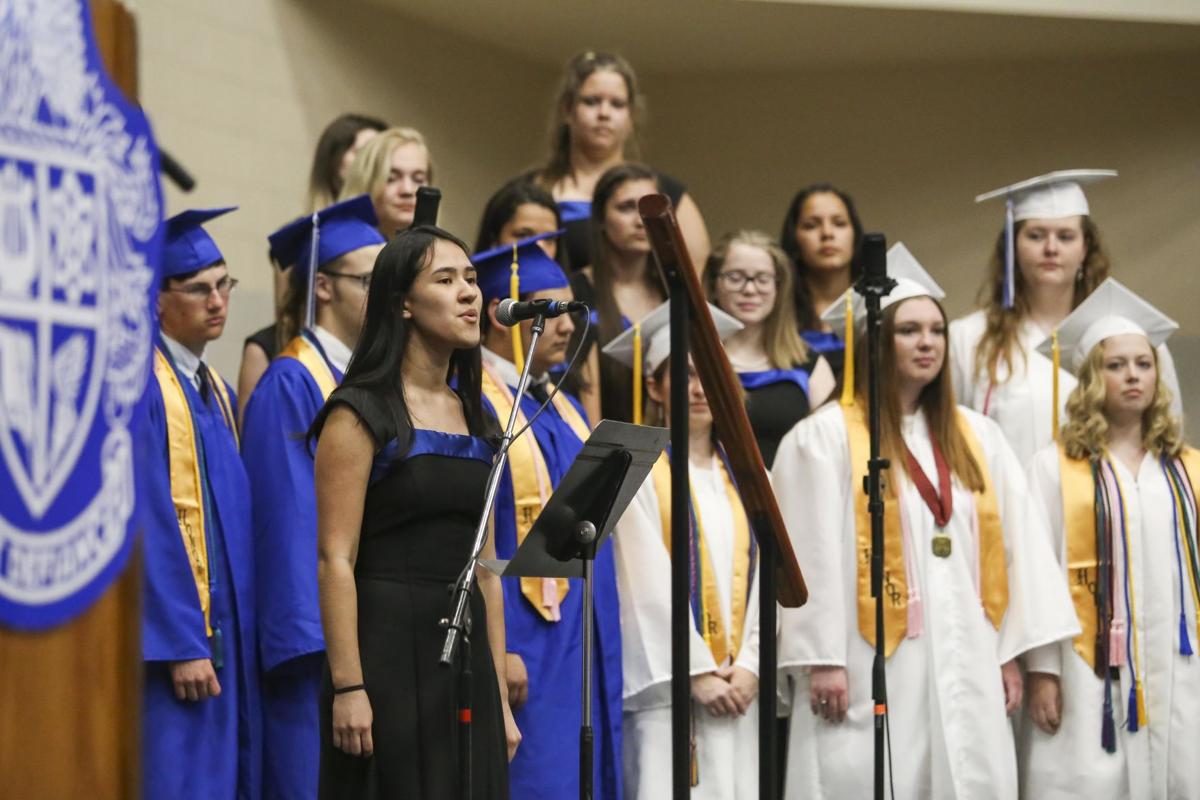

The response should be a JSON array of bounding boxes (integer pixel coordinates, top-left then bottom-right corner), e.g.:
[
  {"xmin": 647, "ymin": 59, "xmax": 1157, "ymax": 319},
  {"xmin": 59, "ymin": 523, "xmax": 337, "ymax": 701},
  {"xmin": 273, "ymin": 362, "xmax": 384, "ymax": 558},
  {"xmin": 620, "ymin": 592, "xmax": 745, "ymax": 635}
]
[{"xmin": 358, "ymin": 0, "xmax": 1200, "ymax": 74}]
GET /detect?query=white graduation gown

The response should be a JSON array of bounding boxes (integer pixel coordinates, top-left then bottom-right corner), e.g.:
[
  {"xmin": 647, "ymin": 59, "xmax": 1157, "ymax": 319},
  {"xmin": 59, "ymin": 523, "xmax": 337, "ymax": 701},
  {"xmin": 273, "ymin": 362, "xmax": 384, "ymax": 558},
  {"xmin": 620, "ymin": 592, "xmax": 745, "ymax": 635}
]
[
  {"xmin": 772, "ymin": 404, "xmax": 1078, "ymax": 800},
  {"xmin": 1018, "ymin": 447, "xmax": 1200, "ymax": 800},
  {"xmin": 950, "ymin": 310, "xmax": 1184, "ymax": 466},
  {"xmin": 615, "ymin": 455, "xmax": 762, "ymax": 800}
]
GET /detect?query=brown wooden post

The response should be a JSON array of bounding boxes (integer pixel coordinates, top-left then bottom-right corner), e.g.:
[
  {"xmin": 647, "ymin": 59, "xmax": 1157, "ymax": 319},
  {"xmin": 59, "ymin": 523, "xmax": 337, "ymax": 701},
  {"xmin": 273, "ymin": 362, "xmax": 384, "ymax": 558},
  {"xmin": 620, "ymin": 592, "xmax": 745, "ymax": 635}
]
[{"xmin": 0, "ymin": 3, "xmax": 143, "ymax": 798}]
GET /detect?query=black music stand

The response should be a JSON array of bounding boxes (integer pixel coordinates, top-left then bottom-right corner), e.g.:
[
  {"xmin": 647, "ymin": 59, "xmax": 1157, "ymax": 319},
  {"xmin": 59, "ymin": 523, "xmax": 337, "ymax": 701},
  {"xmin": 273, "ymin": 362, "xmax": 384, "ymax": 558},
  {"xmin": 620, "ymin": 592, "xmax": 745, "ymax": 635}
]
[{"xmin": 484, "ymin": 420, "xmax": 669, "ymax": 800}]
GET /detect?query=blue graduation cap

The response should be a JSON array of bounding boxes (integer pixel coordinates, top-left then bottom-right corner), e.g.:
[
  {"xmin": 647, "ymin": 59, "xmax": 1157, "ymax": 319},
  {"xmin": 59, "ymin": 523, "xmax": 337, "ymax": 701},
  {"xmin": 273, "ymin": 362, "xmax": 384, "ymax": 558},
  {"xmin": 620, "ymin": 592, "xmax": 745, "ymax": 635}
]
[
  {"xmin": 267, "ymin": 194, "xmax": 385, "ymax": 329},
  {"xmin": 471, "ymin": 230, "xmax": 569, "ymax": 373},
  {"xmin": 267, "ymin": 194, "xmax": 383, "ymax": 274},
  {"xmin": 162, "ymin": 207, "xmax": 237, "ymax": 279},
  {"xmin": 471, "ymin": 230, "xmax": 569, "ymax": 304}
]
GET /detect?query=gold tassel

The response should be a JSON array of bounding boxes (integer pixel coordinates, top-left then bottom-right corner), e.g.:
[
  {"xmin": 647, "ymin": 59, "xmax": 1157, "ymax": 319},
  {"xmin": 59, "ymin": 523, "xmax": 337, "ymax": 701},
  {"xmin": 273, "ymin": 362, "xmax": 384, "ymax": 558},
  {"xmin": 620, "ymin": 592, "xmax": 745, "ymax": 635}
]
[
  {"xmin": 840, "ymin": 293, "xmax": 855, "ymax": 407},
  {"xmin": 509, "ymin": 243, "xmax": 524, "ymax": 374},
  {"xmin": 690, "ymin": 711, "xmax": 700, "ymax": 787},
  {"xmin": 1051, "ymin": 329, "xmax": 1060, "ymax": 441},
  {"xmin": 632, "ymin": 323, "xmax": 643, "ymax": 425}
]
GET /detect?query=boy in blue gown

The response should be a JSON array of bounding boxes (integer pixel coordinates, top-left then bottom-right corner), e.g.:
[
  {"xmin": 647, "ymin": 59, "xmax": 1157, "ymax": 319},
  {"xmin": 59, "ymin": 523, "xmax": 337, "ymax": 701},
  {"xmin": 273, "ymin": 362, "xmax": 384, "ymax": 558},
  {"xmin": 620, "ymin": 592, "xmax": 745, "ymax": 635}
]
[
  {"xmin": 140, "ymin": 207, "xmax": 261, "ymax": 799},
  {"xmin": 241, "ymin": 196, "xmax": 384, "ymax": 799},
  {"xmin": 472, "ymin": 233, "xmax": 623, "ymax": 799}
]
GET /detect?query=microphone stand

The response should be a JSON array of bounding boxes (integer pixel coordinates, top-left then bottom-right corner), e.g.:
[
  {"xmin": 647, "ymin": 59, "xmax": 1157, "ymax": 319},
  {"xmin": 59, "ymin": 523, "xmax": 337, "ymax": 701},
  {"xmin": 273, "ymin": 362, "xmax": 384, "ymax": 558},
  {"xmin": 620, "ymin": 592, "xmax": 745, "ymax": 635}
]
[
  {"xmin": 855, "ymin": 233, "xmax": 895, "ymax": 800},
  {"xmin": 440, "ymin": 313, "xmax": 548, "ymax": 800}
]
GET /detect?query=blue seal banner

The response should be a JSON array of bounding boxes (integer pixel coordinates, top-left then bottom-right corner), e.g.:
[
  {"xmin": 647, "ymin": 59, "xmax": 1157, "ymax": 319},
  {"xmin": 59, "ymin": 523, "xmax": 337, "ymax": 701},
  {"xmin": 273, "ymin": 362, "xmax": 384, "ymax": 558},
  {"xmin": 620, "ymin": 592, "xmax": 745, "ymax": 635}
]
[{"xmin": 0, "ymin": 0, "xmax": 162, "ymax": 629}]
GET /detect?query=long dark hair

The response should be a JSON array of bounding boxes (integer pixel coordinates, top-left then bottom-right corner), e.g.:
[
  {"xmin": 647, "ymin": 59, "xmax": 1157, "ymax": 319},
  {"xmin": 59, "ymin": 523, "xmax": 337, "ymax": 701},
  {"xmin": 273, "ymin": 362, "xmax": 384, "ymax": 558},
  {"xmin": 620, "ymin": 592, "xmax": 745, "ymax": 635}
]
[
  {"xmin": 473, "ymin": 177, "xmax": 563, "ymax": 256},
  {"xmin": 307, "ymin": 113, "xmax": 388, "ymax": 212},
  {"xmin": 591, "ymin": 163, "xmax": 666, "ymax": 422},
  {"xmin": 779, "ymin": 183, "xmax": 865, "ymax": 330},
  {"xmin": 309, "ymin": 226, "xmax": 492, "ymax": 454}
]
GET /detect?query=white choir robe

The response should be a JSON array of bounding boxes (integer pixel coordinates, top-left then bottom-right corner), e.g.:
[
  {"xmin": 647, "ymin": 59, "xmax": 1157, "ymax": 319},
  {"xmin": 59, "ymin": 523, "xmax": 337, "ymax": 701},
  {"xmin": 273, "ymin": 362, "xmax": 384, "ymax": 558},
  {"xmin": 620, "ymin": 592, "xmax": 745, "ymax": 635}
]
[
  {"xmin": 772, "ymin": 404, "xmax": 1078, "ymax": 800},
  {"xmin": 614, "ymin": 456, "xmax": 762, "ymax": 800},
  {"xmin": 1019, "ymin": 447, "xmax": 1200, "ymax": 800},
  {"xmin": 949, "ymin": 310, "xmax": 1183, "ymax": 465}
]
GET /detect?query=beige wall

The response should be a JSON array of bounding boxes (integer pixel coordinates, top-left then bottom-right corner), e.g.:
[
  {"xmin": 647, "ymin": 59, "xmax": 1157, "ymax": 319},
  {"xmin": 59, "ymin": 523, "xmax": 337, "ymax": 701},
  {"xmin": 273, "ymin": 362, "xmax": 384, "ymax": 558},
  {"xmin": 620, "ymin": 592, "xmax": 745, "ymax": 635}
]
[
  {"xmin": 137, "ymin": 0, "xmax": 1198, "ymax": 419},
  {"xmin": 139, "ymin": 0, "xmax": 550, "ymax": 381},
  {"xmin": 640, "ymin": 51, "xmax": 1200, "ymax": 419}
]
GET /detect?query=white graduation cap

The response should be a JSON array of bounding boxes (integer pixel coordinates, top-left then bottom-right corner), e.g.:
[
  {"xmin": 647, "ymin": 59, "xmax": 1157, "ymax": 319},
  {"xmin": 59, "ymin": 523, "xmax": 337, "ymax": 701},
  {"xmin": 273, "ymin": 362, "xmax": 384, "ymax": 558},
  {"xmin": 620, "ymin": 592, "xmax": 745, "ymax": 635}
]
[
  {"xmin": 1036, "ymin": 277, "xmax": 1177, "ymax": 374},
  {"xmin": 974, "ymin": 169, "xmax": 1117, "ymax": 309},
  {"xmin": 1034, "ymin": 277, "xmax": 1176, "ymax": 439},
  {"xmin": 820, "ymin": 242, "xmax": 945, "ymax": 407},
  {"xmin": 820, "ymin": 242, "xmax": 945, "ymax": 332},
  {"xmin": 601, "ymin": 299, "xmax": 743, "ymax": 424}
]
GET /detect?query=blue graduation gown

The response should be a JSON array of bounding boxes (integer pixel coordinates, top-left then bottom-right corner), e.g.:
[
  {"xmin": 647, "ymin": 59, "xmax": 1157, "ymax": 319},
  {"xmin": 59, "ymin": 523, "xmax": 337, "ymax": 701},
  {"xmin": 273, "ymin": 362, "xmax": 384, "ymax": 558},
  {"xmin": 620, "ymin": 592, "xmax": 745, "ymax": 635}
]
[
  {"xmin": 140, "ymin": 362, "xmax": 261, "ymax": 800},
  {"xmin": 484, "ymin": 389, "xmax": 624, "ymax": 800},
  {"xmin": 241, "ymin": 341, "xmax": 342, "ymax": 800}
]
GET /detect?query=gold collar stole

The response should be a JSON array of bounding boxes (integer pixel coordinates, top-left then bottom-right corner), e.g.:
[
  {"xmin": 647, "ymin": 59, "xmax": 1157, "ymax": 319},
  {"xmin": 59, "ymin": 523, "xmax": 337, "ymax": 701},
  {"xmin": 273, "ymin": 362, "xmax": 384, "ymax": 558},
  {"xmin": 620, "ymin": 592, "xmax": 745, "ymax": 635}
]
[
  {"xmin": 152, "ymin": 346, "xmax": 237, "ymax": 636},
  {"xmin": 481, "ymin": 365, "xmax": 590, "ymax": 621},
  {"xmin": 277, "ymin": 332, "xmax": 338, "ymax": 400},
  {"xmin": 846, "ymin": 405, "xmax": 1007, "ymax": 657},
  {"xmin": 650, "ymin": 452, "xmax": 754, "ymax": 665}
]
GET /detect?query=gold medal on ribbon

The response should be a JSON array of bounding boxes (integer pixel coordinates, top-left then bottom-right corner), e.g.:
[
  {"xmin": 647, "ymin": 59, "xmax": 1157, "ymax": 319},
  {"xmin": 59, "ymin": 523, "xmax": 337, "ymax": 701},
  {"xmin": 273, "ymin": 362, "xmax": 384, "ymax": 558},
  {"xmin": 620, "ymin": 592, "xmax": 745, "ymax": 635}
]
[{"xmin": 932, "ymin": 531, "xmax": 951, "ymax": 558}]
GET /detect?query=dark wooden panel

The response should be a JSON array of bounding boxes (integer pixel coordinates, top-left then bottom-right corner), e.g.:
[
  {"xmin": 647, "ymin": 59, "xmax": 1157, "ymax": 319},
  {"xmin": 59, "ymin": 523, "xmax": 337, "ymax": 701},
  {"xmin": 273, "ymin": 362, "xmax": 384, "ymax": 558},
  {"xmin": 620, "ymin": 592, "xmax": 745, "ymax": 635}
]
[{"xmin": 639, "ymin": 193, "xmax": 807, "ymax": 608}]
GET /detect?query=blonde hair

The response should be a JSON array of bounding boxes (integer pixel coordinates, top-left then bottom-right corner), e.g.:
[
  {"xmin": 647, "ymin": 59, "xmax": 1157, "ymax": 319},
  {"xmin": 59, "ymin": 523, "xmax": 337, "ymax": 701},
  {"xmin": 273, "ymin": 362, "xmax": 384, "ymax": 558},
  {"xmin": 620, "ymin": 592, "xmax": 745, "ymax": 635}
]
[
  {"xmin": 972, "ymin": 216, "xmax": 1110, "ymax": 386},
  {"xmin": 852, "ymin": 297, "xmax": 985, "ymax": 495},
  {"xmin": 1061, "ymin": 340, "xmax": 1183, "ymax": 460},
  {"xmin": 339, "ymin": 127, "xmax": 433, "ymax": 210},
  {"xmin": 703, "ymin": 230, "xmax": 809, "ymax": 369}
]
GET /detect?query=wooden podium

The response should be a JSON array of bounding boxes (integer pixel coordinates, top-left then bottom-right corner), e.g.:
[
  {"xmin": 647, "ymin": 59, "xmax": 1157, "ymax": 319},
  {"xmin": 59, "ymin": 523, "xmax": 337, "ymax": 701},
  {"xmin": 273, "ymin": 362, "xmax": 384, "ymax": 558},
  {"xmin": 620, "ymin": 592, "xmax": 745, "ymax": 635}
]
[{"xmin": 0, "ymin": 3, "xmax": 143, "ymax": 798}]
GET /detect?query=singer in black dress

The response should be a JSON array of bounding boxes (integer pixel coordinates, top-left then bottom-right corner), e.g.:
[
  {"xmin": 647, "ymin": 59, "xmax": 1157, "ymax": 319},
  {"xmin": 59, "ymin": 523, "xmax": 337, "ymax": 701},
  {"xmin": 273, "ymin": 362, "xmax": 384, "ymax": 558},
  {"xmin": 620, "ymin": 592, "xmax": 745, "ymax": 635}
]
[{"xmin": 313, "ymin": 225, "xmax": 517, "ymax": 799}]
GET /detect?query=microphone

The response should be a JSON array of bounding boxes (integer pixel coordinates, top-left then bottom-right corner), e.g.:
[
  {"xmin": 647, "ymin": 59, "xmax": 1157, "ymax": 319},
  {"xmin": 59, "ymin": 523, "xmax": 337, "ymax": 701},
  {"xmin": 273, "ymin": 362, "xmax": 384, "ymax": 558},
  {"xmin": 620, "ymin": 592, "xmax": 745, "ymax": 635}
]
[
  {"xmin": 495, "ymin": 298, "xmax": 587, "ymax": 326},
  {"xmin": 413, "ymin": 187, "xmax": 441, "ymax": 227},
  {"xmin": 861, "ymin": 233, "xmax": 887, "ymax": 281},
  {"xmin": 158, "ymin": 147, "xmax": 196, "ymax": 192}
]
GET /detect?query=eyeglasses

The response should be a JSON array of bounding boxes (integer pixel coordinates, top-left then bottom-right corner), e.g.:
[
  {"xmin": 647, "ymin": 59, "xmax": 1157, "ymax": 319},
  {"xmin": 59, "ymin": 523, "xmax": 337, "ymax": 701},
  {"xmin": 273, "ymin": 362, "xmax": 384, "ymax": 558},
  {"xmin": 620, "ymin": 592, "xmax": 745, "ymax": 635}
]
[
  {"xmin": 718, "ymin": 271, "xmax": 776, "ymax": 291},
  {"xmin": 165, "ymin": 276, "xmax": 239, "ymax": 300},
  {"xmin": 322, "ymin": 270, "xmax": 372, "ymax": 291}
]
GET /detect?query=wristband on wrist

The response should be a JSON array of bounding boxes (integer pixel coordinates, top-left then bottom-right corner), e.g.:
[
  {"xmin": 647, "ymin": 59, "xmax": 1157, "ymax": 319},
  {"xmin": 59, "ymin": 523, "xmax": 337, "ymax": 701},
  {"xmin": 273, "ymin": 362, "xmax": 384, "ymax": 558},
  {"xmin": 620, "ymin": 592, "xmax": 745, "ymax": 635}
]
[{"xmin": 333, "ymin": 683, "xmax": 366, "ymax": 695}]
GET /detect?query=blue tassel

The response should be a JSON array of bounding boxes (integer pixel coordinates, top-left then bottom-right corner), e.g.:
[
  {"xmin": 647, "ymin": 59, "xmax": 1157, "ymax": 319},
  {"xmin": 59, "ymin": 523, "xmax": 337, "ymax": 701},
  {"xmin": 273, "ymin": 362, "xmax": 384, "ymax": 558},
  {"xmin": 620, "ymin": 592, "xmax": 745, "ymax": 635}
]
[
  {"xmin": 1127, "ymin": 685, "xmax": 1140, "ymax": 733},
  {"xmin": 1101, "ymin": 676, "xmax": 1117, "ymax": 753},
  {"xmin": 1182, "ymin": 613, "xmax": 1195, "ymax": 656}
]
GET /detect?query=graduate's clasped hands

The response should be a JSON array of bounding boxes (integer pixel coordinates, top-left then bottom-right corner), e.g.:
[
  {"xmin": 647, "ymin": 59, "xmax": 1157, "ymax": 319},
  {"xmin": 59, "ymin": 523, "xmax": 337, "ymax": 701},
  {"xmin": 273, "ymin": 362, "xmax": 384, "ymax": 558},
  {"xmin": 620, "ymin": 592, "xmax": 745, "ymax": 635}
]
[{"xmin": 691, "ymin": 665, "xmax": 759, "ymax": 717}]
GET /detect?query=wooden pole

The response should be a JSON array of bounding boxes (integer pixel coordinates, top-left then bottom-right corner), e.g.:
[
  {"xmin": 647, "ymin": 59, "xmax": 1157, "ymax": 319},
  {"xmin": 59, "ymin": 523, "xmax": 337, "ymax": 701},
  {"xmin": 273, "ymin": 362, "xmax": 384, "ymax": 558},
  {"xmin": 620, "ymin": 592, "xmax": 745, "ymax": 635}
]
[{"xmin": 0, "ymin": 3, "xmax": 142, "ymax": 798}]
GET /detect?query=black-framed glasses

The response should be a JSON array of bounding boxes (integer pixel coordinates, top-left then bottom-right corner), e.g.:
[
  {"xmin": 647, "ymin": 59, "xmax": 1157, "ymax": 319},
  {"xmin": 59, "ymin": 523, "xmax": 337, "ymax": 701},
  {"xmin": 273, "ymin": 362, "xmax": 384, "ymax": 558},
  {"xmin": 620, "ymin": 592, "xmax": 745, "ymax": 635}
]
[
  {"xmin": 322, "ymin": 270, "xmax": 372, "ymax": 291},
  {"xmin": 165, "ymin": 276, "xmax": 239, "ymax": 300},
  {"xmin": 718, "ymin": 271, "xmax": 776, "ymax": 291}
]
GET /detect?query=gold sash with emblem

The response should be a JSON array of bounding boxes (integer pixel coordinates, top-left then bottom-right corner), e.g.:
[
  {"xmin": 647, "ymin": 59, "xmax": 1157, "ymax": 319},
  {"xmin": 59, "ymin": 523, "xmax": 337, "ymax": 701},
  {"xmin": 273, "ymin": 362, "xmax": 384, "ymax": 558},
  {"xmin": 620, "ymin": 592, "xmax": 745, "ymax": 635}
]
[
  {"xmin": 1059, "ymin": 446, "xmax": 1200, "ymax": 670},
  {"xmin": 845, "ymin": 405, "xmax": 1007, "ymax": 657},
  {"xmin": 650, "ymin": 453, "xmax": 754, "ymax": 665},
  {"xmin": 153, "ymin": 346, "xmax": 238, "ymax": 636},
  {"xmin": 481, "ymin": 364, "xmax": 590, "ymax": 622}
]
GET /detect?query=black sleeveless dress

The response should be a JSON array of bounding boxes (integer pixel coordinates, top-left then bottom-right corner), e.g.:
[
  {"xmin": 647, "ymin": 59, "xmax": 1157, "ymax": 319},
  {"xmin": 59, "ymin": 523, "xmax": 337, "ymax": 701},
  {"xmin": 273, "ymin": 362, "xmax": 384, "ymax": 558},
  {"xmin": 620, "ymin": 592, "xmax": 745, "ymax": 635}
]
[
  {"xmin": 244, "ymin": 322, "xmax": 282, "ymax": 361},
  {"xmin": 319, "ymin": 388, "xmax": 509, "ymax": 799}
]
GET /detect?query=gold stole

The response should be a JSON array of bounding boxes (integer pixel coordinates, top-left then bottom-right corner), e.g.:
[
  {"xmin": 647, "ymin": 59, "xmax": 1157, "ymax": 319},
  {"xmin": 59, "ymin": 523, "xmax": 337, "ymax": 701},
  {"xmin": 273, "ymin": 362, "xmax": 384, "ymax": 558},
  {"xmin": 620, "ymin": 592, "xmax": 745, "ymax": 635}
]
[
  {"xmin": 481, "ymin": 366, "xmax": 590, "ymax": 621},
  {"xmin": 153, "ymin": 347, "xmax": 238, "ymax": 636},
  {"xmin": 277, "ymin": 333, "xmax": 338, "ymax": 400},
  {"xmin": 846, "ymin": 405, "xmax": 1008, "ymax": 657},
  {"xmin": 650, "ymin": 453, "xmax": 753, "ymax": 665},
  {"xmin": 1060, "ymin": 446, "xmax": 1200, "ymax": 670}
]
